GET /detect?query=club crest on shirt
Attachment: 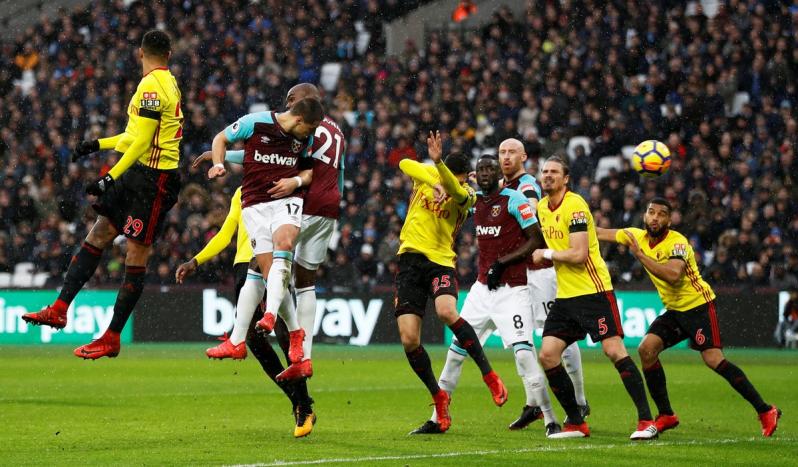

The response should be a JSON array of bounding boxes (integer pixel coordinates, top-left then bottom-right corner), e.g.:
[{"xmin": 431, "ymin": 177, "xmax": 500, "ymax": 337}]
[
  {"xmin": 260, "ymin": 136, "xmax": 271, "ymax": 144},
  {"xmin": 291, "ymin": 139, "xmax": 303, "ymax": 153},
  {"xmin": 491, "ymin": 205, "xmax": 501, "ymax": 217}
]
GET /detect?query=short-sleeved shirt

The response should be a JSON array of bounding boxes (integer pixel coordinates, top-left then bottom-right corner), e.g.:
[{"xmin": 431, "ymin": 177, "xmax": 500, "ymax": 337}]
[
  {"xmin": 304, "ymin": 116, "xmax": 345, "ymax": 219},
  {"xmin": 474, "ymin": 187, "xmax": 537, "ymax": 286},
  {"xmin": 537, "ymin": 190, "xmax": 613, "ymax": 298},
  {"xmin": 120, "ymin": 67, "xmax": 183, "ymax": 170},
  {"xmin": 224, "ymin": 111, "xmax": 313, "ymax": 208},
  {"xmin": 617, "ymin": 228, "xmax": 716, "ymax": 311},
  {"xmin": 504, "ymin": 172, "xmax": 552, "ymax": 270}
]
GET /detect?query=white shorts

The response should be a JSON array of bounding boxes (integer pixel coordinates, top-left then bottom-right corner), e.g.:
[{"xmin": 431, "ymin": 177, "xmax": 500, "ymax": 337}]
[
  {"xmin": 295, "ymin": 215, "xmax": 336, "ymax": 270},
  {"xmin": 527, "ymin": 267, "xmax": 557, "ymax": 327},
  {"xmin": 241, "ymin": 197, "xmax": 303, "ymax": 255},
  {"xmin": 459, "ymin": 281, "xmax": 533, "ymax": 348}
]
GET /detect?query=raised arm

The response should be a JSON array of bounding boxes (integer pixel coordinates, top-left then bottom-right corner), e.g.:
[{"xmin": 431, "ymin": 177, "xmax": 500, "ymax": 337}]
[
  {"xmin": 399, "ymin": 158, "xmax": 438, "ymax": 186},
  {"xmin": 427, "ymin": 130, "xmax": 470, "ymax": 203},
  {"xmin": 596, "ymin": 227, "xmax": 621, "ymax": 242},
  {"xmin": 622, "ymin": 229, "xmax": 686, "ymax": 285}
]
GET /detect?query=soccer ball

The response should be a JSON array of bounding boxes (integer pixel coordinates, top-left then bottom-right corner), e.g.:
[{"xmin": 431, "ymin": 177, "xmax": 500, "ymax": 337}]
[{"xmin": 631, "ymin": 140, "xmax": 671, "ymax": 177}]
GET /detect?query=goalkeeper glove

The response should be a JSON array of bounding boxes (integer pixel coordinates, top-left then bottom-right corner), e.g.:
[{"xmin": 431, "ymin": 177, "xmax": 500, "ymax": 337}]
[
  {"xmin": 486, "ymin": 261, "xmax": 506, "ymax": 291},
  {"xmin": 86, "ymin": 174, "xmax": 114, "ymax": 196},
  {"xmin": 72, "ymin": 140, "xmax": 100, "ymax": 162}
]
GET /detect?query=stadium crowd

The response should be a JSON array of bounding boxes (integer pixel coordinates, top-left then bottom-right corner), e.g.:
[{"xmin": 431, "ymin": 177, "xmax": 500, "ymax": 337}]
[{"xmin": 1, "ymin": 0, "xmax": 798, "ymax": 292}]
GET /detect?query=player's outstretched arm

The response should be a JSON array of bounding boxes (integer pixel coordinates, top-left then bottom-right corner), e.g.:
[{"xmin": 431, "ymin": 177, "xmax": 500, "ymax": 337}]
[
  {"xmin": 85, "ymin": 119, "xmax": 158, "ymax": 196},
  {"xmin": 622, "ymin": 230, "xmax": 685, "ymax": 285},
  {"xmin": 596, "ymin": 227, "xmax": 621, "ymax": 243},
  {"xmin": 399, "ymin": 158, "xmax": 438, "ymax": 186}
]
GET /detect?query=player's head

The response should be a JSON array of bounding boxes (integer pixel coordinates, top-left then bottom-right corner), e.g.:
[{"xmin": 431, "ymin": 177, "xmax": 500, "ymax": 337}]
[
  {"xmin": 643, "ymin": 197, "xmax": 672, "ymax": 237},
  {"xmin": 540, "ymin": 156, "xmax": 570, "ymax": 194},
  {"xmin": 285, "ymin": 83, "xmax": 321, "ymax": 110},
  {"xmin": 476, "ymin": 154, "xmax": 500, "ymax": 192},
  {"xmin": 286, "ymin": 97, "xmax": 324, "ymax": 138},
  {"xmin": 140, "ymin": 30, "xmax": 171, "ymax": 63},
  {"xmin": 498, "ymin": 138, "xmax": 527, "ymax": 178},
  {"xmin": 443, "ymin": 153, "xmax": 472, "ymax": 182}
]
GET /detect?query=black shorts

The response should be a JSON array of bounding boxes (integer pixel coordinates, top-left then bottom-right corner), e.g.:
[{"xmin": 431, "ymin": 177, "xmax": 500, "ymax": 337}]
[
  {"xmin": 394, "ymin": 253, "xmax": 458, "ymax": 317},
  {"xmin": 542, "ymin": 291, "xmax": 623, "ymax": 346},
  {"xmin": 93, "ymin": 163, "xmax": 181, "ymax": 246},
  {"xmin": 648, "ymin": 300, "xmax": 722, "ymax": 351}
]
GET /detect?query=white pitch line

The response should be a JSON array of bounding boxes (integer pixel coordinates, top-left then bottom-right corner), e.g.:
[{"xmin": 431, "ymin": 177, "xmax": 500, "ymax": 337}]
[{"xmin": 230, "ymin": 437, "xmax": 796, "ymax": 467}]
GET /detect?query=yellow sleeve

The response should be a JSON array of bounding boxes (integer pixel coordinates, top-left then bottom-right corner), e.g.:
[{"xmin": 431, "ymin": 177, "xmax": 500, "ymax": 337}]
[
  {"xmin": 193, "ymin": 190, "xmax": 242, "ymax": 265},
  {"xmin": 107, "ymin": 118, "xmax": 158, "ymax": 179},
  {"xmin": 434, "ymin": 161, "xmax": 473, "ymax": 206},
  {"xmin": 108, "ymin": 76, "xmax": 165, "ymax": 179},
  {"xmin": 616, "ymin": 227, "xmax": 644, "ymax": 245},
  {"xmin": 399, "ymin": 159, "xmax": 438, "ymax": 186},
  {"xmin": 98, "ymin": 134, "xmax": 124, "ymax": 150}
]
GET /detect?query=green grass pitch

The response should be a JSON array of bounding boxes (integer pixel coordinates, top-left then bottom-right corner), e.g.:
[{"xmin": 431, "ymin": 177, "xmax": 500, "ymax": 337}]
[{"xmin": 1, "ymin": 344, "xmax": 796, "ymax": 465}]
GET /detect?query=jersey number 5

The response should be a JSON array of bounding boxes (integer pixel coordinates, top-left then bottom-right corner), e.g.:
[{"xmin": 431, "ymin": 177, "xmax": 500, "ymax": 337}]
[
  {"xmin": 431, "ymin": 275, "xmax": 451, "ymax": 294},
  {"xmin": 597, "ymin": 317, "xmax": 608, "ymax": 336}
]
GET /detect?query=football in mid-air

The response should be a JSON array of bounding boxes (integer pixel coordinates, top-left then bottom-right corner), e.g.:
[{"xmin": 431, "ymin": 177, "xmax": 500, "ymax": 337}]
[{"xmin": 631, "ymin": 140, "xmax": 672, "ymax": 177}]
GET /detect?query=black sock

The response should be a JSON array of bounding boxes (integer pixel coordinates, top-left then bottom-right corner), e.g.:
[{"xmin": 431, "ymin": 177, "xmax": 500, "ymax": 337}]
[
  {"xmin": 448, "ymin": 318, "xmax": 492, "ymax": 376},
  {"xmin": 107, "ymin": 266, "xmax": 145, "ymax": 333},
  {"xmin": 274, "ymin": 317, "xmax": 290, "ymax": 362},
  {"xmin": 405, "ymin": 345, "xmax": 440, "ymax": 395},
  {"xmin": 292, "ymin": 380, "xmax": 312, "ymax": 409},
  {"xmin": 714, "ymin": 359, "xmax": 771, "ymax": 413},
  {"xmin": 56, "ymin": 242, "xmax": 103, "ymax": 307},
  {"xmin": 643, "ymin": 360, "xmax": 674, "ymax": 416},
  {"xmin": 544, "ymin": 364, "xmax": 583, "ymax": 424},
  {"xmin": 246, "ymin": 325, "xmax": 296, "ymax": 405},
  {"xmin": 615, "ymin": 356, "xmax": 653, "ymax": 421}
]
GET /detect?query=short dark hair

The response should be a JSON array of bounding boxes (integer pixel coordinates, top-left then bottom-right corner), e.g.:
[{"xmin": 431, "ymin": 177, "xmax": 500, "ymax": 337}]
[
  {"xmin": 142, "ymin": 30, "xmax": 171, "ymax": 58},
  {"xmin": 444, "ymin": 153, "xmax": 472, "ymax": 175},
  {"xmin": 290, "ymin": 97, "xmax": 324, "ymax": 124},
  {"xmin": 649, "ymin": 197, "xmax": 672, "ymax": 213},
  {"xmin": 544, "ymin": 155, "xmax": 570, "ymax": 175}
]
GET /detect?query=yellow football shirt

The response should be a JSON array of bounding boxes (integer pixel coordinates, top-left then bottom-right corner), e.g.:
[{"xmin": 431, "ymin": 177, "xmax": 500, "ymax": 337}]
[
  {"xmin": 398, "ymin": 160, "xmax": 477, "ymax": 267},
  {"xmin": 194, "ymin": 188, "xmax": 253, "ymax": 266},
  {"xmin": 617, "ymin": 228, "xmax": 715, "ymax": 311},
  {"xmin": 118, "ymin": 67, "xmax": 183, "ymax": 170},
  {"xmin": 537, "ymin": 191, "xmax": 613, "ymax": 298}
]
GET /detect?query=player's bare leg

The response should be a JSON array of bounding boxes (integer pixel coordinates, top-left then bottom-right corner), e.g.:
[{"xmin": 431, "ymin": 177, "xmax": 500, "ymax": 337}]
[
  {"xmin": 207, "ymin": 259, "xmax": 263, "ymax": 360},
  {"xmin": 701, "ymin": 347, "xmax": 780, "ymax": 436},
  {"xmin": 398, "ymin": 314, "xmax": 451, "ymax": 433},
  {"xmin": 540, "ymin": 335, "xmax": 590, "ymax": 438},
  {"xmin": 600, "ymin": 336, "xmax": 656, "ymax": 439},
  {"xmin": 435, "ymin": 295, "xmax": 507, "ymax": 406},
  {"xmin": 74, "ymin": 238, "xmax": 152, "ymax": 359},
  {"xmin": 638, "ymin": 334, "xmax": 680, "ymax": 433},
  {"xmin": 22, "ymin": 216, "xmax": 118, "ymax": 329}
]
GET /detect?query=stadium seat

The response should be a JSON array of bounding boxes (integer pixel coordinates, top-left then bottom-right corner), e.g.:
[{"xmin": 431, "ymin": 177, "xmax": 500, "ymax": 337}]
[
  {"xmin": 621, "ymin": 145, "xmax": 636, "ymax": 162},
  {"xmin": 731, "ymin": 92, "xmax": 750, "ymax": 116},
  {"xmin": 320, "ymin": 63, "xmax": 342, "ymax": 93},
  {"xmin": 594, "ymin": 156, "xmax": 622, "ymax": 182},
  {"xmin": 566, "ymin": 136, "xmax": 592, "ymax": 161},
  {"xmin": 248, "ymin": 103, "xmax": 269, "ymax": 114}
]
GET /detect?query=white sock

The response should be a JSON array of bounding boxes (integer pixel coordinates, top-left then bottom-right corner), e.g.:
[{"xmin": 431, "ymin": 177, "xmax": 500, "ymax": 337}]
[
  {"xmin": 229, "ymin": 269, "xmax": 264, "ymax": 345},
  {"xmin": 295, "ymin": 286, "xmax": 316, "ymax": 359},
  {"xmin": 267, "ymin": 252, "xmax": 298, "ymax": 331},
  {"xmin": 562, "ymin": 342, "xmax": 587, "ymax": 406},
  {"xmin": 430, "ymin": 345, "xmax": 467, "ymax": 423},
  {"xmin": 514, "ymin": 344, "xmax": 558, "ymax": 426}
]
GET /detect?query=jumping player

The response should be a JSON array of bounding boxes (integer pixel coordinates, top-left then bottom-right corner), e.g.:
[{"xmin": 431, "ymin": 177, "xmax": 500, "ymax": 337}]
[
  {"xmin": 597, "ymin": 198, "xmax": 781, "ymax": 437},
  {"xmin": 207, "ymin": 97, "xmax": 323, "ymax": 379},
  {"xmin": 396, "ymin": 131, "xmax": 507, "ymax": 434},
  {"xmin": 22, "ymin": 30, "xmax": 183, "ymax": 359},
  {"xmin": 412, "ymin": 155, "xmax": 559, "ymax": 436},
  {"xmin": 532, "ymin": 156, "xmax": 657, "ymax": 440}
]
